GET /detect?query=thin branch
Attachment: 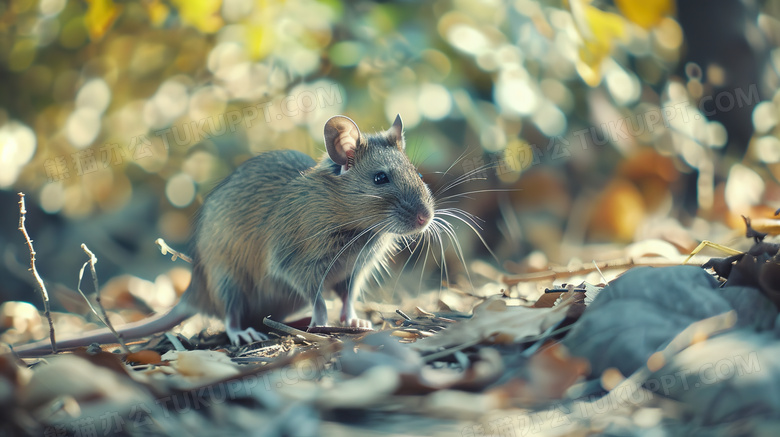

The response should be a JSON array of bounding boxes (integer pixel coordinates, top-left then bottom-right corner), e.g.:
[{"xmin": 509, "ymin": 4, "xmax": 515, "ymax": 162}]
[
  {"xmin": 155, "ymin": 238, "xmax": 193, "ymax": 264},
  {"xmin": 422, "ymin": 338, "xmax": 482, "ymax": 363},
  {"xmin": 17, "ymin": 192, "xmax": 56, "ymax": 353},
  {"xmin": 500, "ymin": 256, "xmax": 688, "ymax": 285},
  {"xmin": 262, "ymin": 317, "xmax": 328, "ymax": 342},
  {"xmin": 78, "ymin": 243, "xmax": 129, "ymax": 353}
]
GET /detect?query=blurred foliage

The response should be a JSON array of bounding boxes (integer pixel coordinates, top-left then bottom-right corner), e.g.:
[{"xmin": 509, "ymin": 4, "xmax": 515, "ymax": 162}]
[{"xmin": 1, "ymin": 0, "xmax": 780, "ymax": 301}]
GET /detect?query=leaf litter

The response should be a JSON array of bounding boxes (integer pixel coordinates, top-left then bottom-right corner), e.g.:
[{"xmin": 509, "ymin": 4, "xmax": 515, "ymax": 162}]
[{"xmin": 3, "ymin": 216, "xmax": 780, "ymax": 436}]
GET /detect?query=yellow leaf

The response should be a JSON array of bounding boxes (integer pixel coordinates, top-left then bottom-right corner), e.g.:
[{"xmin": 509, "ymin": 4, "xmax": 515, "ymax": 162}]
[
  {"xmin": 575, "ymin": 53, "xmax": 603, "ymax": 87},
  {"xmin": 170, "ymin": 0, "xmax": 224, "ymax": 34},
  {"xmin": 615, "ymin": 0, "xmax": 675, "ymax": 30},
  {"xmin": 569, "ymin": 0, "xmax": 628, "ymax": 86},
  {"xmin": 244, "ymin": 0, "xmax": 281, "ymax": 60},
  {"xmin": 145, "ymin": 0, "xmax": 171, "ymax": 27},
  {"xmin": 84, "ymin": 0, "xmax": 123, "ymax": 41},
  {"xmin": 247, "ymin": 24, "xmax": 274, "ymax": 60},
  {"xmin": 582, "ymin": 5, "xmax": 626, "ymax": 60}
]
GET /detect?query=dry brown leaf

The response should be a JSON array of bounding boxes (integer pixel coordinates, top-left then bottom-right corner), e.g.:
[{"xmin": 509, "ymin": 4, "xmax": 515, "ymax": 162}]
[
  {"xmin": 423, "ymin": 389, "xmax": 504, "ymax": 420},
  {"xmin": 314, "ymin": 366, "xmax": 400, "ymax": 409},
  {"xmin": 527, "ymin": 343, "xmax": 590, "ymax": 399},
  {"xmin": 411, "ymin": 295, "xmax": 573, "ymax": 352},
  {"xmin": 20, "ymin": 355, "xmax": 149, "ymax": 410},
  {"xmin": 589, "ymin": 179, "xmax": 646, "ymax": 242},
  {"xmin": 161, "ymin": 350, "xmax": 240, "ymax": 384},
  {"xmin": 126, "ymin": 350, "xmax": 163, "ymax": 365}
]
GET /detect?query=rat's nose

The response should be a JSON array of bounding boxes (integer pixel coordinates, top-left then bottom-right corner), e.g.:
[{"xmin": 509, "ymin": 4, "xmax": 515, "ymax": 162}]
[{"xmin": 416, "ymin": 211, "xmax": 431, "ymax": 226}]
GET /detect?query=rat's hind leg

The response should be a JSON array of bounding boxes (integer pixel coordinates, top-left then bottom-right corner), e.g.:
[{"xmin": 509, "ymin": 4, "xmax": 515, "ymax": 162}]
[
  {"xmin": 213, "ymin": 272, "xmax": 268, "ymax": 344},
  {"xmin": 225, "ymin": 314, "xmax": 267, "ymax": 344}
]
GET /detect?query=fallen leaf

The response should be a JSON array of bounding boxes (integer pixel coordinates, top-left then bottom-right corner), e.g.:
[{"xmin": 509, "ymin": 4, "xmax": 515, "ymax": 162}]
[
  {"xmin": 170, "ymin": 0, "xmax": 223, "ymax": 34},
  {"xmin": 562, "ymin": 266, "xmax": 778, "ymax": 378},
  {"xmin": 84, "ymin": 0, "xmax": 123, "ymax": 41},
  {"xmin": 645, "ymin": 331, "xmax": 780, "ymax": 426},
  {"xmin": 614, "ymin": 0, "xmax": 675, "ymax": 29},
  {"xmin": 20, "ymin": 355, "xmax": 149, "ymax": 410},
  {"xmin": 126, "ymin": 350, "xmax": 163, "ymax": 365},
  {"xmin": 162, "ymin": 350, "xmax": 240, "ymax": 384},
  {"xmin": 570, "ymin": 0, "xmax": 628, "ymax": 86},
  {"xmin": 527, "ymin": 343, "xmax": 590, "ymax": 399},
  {"xmin": 314, "ymin": 366, "xmax": 400, "ymax": 409},
  {"xmin": 412, "ymin": 295, "xmax": 573, "ymax": 352}
]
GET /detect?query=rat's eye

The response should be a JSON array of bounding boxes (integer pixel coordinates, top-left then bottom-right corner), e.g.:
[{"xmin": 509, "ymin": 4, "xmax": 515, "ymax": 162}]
[
  {"xmin": 418, "ymin": 172, "xmax": 423, "ymax": 179},
  {"xmin": 374, "ymin": 171, "xmax": 389, "ymax": 185}
]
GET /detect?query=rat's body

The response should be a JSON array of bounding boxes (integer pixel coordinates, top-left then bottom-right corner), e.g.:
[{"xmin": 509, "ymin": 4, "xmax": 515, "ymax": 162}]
[{"xmin": 13, "ymin": 115, "xmax": 434, "ymax": 355}]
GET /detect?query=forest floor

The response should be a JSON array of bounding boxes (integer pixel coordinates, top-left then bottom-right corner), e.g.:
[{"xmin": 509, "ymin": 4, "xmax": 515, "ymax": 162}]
[{"xmin": 2, "ymin": 217, "xmax": 780, "ymax": 437}]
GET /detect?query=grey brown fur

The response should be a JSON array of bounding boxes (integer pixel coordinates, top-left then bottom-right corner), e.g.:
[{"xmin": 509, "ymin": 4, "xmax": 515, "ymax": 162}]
[
  {"xmin": 189, "ymin": 114, "xmax": 434, "ymax": 343},
  {"xmin": 13, "ymin": 114, "xmax": 434, "ymax": 354}
]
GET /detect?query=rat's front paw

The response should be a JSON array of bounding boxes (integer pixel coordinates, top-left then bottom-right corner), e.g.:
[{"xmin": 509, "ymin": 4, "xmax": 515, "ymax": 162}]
[
  {"xmin": 227, "ymin": 327, "xmax": 268, "ymax": 345},
  {"xmin": 345, "ymin": 317, "xmax": 372, "ymax": 329}
]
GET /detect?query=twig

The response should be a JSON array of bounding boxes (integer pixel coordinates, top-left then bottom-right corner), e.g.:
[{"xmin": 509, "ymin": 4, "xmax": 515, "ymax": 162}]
[
  {"xmin": 422, "ymin": 338, "xmax": 482, "ymax": 362},
  {"xmin": 395, "ymin": 309, "xmax": 412, "ymax": 321},
  {"xmin": 17, "ymin": 193, "xmax": 56, "ymax": 353},
  {"xmin": 501, "ymin": 257, "xmax": 686, "ymax": 284},
  {"xmin": 592, "ymin": 260, "xmax": 608, "ymax": 283},
  {"xmin": 155, "ymin": 238, "xmax": 193, "ymax": 263},
  {"xmin": 444, "ymin": 285, "xmax": 490, "ymax": 300},
  {"xmin": 78, "ymin": 243, "xmax": 128, "ymax": 353},
  {"xmin": 262, "ymin": 317, "xmax": 328, "ymax": 342}
]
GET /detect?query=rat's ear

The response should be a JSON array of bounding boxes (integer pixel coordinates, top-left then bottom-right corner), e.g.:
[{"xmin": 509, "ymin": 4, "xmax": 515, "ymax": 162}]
[
  {"xmin": 324, "ymin": 116, "xmax": 361, "ymax": 171},
  {"xmin": 387, "ymin": 114, "xmax": 405, "ymax": 151}
]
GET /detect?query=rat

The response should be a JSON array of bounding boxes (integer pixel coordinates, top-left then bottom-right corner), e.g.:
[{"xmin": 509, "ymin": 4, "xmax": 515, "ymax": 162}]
[{"xmin": 12, "ymin": 114, "xmax": 435, "ymax": 356}]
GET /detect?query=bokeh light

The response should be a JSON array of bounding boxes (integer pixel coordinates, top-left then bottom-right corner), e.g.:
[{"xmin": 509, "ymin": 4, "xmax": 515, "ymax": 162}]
[
  {"xmin": 165, "ymin": 173, "xmax": 196, "ymax": 208},
  {"xmin": 0, "ymin": 0, "xmax": 774, "ymax": 259},
  {"xmin": 0, "ymin": 121, "xmax": 37, "ymax": 188}
]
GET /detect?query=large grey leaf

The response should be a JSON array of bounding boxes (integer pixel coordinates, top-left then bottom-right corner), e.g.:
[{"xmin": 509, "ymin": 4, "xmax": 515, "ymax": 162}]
[
  {"xmin": 645, "ymin": 330, "xmax": 780, "ymax": 426},
  {"xmin": 562, "ymin": 266, "xmax": 777, "ymax": 378}
]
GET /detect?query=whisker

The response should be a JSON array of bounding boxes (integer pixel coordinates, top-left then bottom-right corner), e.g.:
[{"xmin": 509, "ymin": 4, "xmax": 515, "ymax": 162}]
[
  {"xmin": 296, "ymin": 212, "xmax": 389, "ymax": 243},
  {"xmin": 418, "ymin": 227, "xmax": 434, "ymax": 294},
  {"xmin": 348, "ymin": 221, "xmax": 392, "ymax": 289},
  {"xmin": 434, "ymin": 221, "xmax": 449, "ymax": 293},
  {"xmin": 434, "ymin": 173, "xmax": 488, "ymax": 197},
  {"xmin": 315, "ymin": 219, "xmax": 390, "ymax": 303},
  {"xmin": 392, "ymin": 231, "xmax": 427, "ymax": 298},
  {"xmin": 435, "ymin": 148, "xmax": 474, "ymax": 181},
  {"xmin": 435, "ymin": 211, "xmax": 499, "ymax": 262},
  {"xmin": 435, "ymin": 188, "xmax": 520, "ymax": 205},
  {"xmin": 437, "ymin": 208, "xmax": 485, "ymax": 230},
  {"xmin": 436, "ymin": 213, "xmax": 483, "ymax": 235},
  {"xmin": 357, "ymin": 194, "xmax": 385, "ymax": 200},
  {"xmin": 434, "ymin": 217, "xmax": 472, "ymax": 291},
  {"xmin": 433, "ymin": 161, "xmax": 499, "ymax": 197}
]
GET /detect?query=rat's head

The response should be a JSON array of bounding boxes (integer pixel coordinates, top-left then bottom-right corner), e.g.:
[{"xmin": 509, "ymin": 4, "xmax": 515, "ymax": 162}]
[{"xmin": 323, "ymin": 115, "xmax": 434, "ymax": 236}]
